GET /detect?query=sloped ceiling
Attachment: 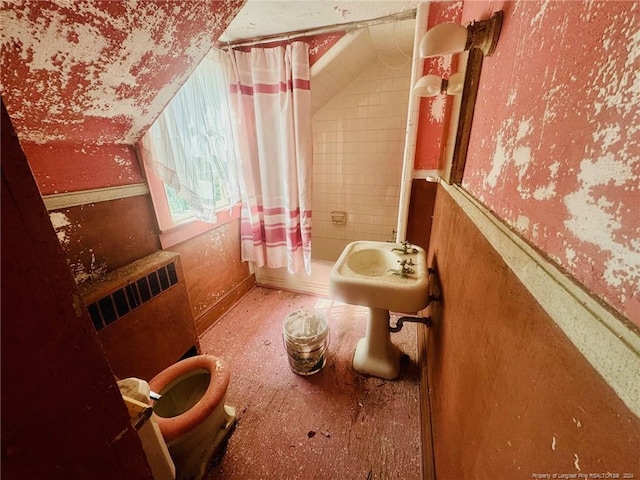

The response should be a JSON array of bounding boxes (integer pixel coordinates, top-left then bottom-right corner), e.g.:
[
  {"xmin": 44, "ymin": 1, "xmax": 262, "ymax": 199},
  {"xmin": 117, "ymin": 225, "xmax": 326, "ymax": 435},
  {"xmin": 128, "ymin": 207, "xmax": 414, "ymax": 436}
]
[
  {"xmin": 310, "ymin": 18, "xmax": 415, "ymax": 114},
  {"xmin": 0, "ymin": 0, "xmax": 244, "ymax": 145},
  {"xmin": 0, "ymin": 0, "xmax": 417, "ymax": 146}
]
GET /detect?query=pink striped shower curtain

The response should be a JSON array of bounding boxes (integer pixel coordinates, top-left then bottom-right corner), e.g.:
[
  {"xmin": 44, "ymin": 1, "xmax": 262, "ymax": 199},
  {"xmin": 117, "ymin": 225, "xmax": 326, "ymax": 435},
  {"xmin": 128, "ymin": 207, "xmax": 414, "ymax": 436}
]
[{"xmin": 225, "ymin": 42, "xmax": 313, "ymax": 274}]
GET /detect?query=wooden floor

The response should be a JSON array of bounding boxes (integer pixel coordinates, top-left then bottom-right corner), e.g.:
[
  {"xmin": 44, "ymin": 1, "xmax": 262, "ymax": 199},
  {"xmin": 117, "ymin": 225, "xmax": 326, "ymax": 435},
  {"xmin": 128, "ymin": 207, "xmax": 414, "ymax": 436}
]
[{"xmin": 199, "ymin": 286, "xmax": 422, "ymax": 480}]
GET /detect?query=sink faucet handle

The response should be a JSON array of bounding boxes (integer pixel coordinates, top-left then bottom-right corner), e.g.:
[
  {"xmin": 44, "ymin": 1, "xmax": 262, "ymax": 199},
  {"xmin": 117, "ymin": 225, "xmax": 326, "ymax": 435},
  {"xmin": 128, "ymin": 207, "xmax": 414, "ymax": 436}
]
[
  {"xmin": 392, "ymin": 241, "xmax": 418, "ymax": 255},
  {"xmin": 400, "ymin": 241, "xmax": 419, "ymax": 254}
]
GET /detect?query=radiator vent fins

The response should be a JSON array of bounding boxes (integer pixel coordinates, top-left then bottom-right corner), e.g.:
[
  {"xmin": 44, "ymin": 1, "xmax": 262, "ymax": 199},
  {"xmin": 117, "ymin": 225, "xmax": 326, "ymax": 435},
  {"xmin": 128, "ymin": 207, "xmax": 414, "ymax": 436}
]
[{"xmin": 88, "ymin": 262, "xmax": 178, "ymax": 332}]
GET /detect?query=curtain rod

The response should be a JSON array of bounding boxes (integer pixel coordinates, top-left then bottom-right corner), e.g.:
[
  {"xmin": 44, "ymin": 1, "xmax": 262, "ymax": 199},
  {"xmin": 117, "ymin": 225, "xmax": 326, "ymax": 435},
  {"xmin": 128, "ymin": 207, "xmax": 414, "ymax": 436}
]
[{"xmin": 220, "ymin": 9, "xmax": 417, "ymax": 49}]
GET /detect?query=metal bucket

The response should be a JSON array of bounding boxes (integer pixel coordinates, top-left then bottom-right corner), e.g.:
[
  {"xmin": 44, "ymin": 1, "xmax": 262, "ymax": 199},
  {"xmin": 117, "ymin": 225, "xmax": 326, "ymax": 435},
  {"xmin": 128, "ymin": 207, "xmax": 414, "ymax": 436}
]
[{"xmin": 282, "ymin": 309, "xmax": 329, "ymax": 375}]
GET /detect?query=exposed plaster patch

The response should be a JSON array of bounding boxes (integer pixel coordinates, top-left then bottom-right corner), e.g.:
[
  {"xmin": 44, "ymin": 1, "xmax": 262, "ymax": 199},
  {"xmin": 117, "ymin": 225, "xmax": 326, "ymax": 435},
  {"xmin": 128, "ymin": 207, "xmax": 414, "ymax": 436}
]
[
  {"xmin": 485, "ymin": 119, "xmax": 512, "ymax": 189},
  {"xmin": 532, "ymin": 183, "xmax": 556, "ymax": 201},
  {"xmin": 72, "ymin": 249, "xmax": 108, "ymax": 284},
  {"xmin": 593, "ymin": 18, "xmax": 639, "ymax": 118},
  {"xmin": 430, "ymin": 94, "xmax": 446, "ymax": 123},
  {"xmin": 422, "ymin": 57, "xmax": 450, "ymax": 125},
  {"xmin": 565, "ymin": 247, "xmax": 577, "ymax": 268},
  {"xmin": 533, "ymin": 160, "xmax": 559, "ymax": 201},
  {"xmin": 592, "ymin": 123, "xmax": 621, "ymax": 151},
  {"xmin": 114, "ymin": 155, "xmax": 134, "ymax": 180},
  {"xmin": 515, "ymin": 215, "xmax": 530, "ymax": 232},
  {"xmin": 563, "ymin": 156, "xmax": 638, "ymax": 291},
  {"xmin": 573, "ymin": 453, "xmax": 581, "ymax": 471},
  {"xmin": 530, "ymin": 0, "xmax": 549, "ymax": 30},
  {"xmin": 49, "ymin": 211, "xmax": 71, "ymax": 244},
  {"xmin": 531, "ymin": 222, "xmax": 540, "ymax": 241},
  {"xmin": 484, "ymin": 117, "xmax": 534, "ymax": 196},
  {"xmin": 551, "ymin": 435, "xmax": 556, "ymax": 451},
  {"xmin": 423, "ymin": 54, "xmax": 451, "ymax": 125},
  {"xmin": 516, "ymin": 118, "xmax": 531, "ymax": 141},
  {"xmin": 541, "ymin": 83, "xmax": 565, "ymax": 125},
  {"xmin": 443, "ymin": 2, "xmax": 463, "ymax": 16}
]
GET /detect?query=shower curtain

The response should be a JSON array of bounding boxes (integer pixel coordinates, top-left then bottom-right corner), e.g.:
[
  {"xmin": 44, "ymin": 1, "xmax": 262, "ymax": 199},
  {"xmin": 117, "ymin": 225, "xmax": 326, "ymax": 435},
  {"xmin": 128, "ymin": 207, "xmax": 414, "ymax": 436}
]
[{"xmin": 225, "ymin": 42, "xmax": 313, "ymax": 274}]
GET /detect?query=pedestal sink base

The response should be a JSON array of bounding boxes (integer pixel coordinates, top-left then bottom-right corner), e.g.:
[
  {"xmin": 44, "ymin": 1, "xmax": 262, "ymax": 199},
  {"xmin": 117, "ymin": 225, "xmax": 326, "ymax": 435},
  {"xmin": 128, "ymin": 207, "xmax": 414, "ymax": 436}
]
[{"xmin": 352, "ymin": 308, "xmax": 401, "ymax": 380}]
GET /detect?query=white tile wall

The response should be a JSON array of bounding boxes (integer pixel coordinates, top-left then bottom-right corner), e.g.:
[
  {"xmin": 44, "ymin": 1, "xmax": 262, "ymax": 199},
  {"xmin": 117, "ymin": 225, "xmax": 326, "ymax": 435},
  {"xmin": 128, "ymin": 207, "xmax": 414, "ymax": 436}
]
[{"xmin": 312, "ymin": 55, "xmax": 412, "ymax": 261}]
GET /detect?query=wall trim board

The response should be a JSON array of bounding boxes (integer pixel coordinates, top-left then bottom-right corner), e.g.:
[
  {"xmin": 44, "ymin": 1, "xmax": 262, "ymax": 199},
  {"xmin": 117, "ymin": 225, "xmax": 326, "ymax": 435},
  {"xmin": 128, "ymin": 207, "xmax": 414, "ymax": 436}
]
[
  {"xmin": 43, "ymin": 183, "xmax": 150, "ymax": 211},
  {"xmin": 440, "ymin": 181, "xmax": 640, "ymax": 417}
]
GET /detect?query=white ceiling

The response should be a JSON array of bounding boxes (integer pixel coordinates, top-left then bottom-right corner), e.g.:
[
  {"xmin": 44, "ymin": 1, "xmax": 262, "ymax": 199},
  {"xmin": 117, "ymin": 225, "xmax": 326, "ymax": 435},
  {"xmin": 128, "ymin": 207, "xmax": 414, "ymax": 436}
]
[{"xmin": 219, "ymin": 0, "xmax": 419, "ymax": 42}]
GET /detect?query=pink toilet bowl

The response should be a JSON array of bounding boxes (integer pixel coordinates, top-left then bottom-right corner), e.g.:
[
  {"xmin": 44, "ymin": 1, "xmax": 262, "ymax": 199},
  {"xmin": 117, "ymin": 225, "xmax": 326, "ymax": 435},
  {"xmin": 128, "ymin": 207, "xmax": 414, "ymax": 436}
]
[{"xmin": 149, "ymin": 355, "xmax": 236, "ymax": 480}]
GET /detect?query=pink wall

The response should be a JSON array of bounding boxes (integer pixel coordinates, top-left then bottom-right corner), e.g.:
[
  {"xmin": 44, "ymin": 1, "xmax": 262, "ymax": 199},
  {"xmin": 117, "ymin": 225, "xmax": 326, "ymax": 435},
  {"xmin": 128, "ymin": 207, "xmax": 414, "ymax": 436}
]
[
  {"xmin": 1, "ymin": 0, "xmax": 245, "ymax": 145},
  {"xmin": 459, "ymin": 1, "xmax": 639, "ymax": 325},
  {"xmin": 23, "ymin": 143, "xmax": 143, "ymax": 194},
  {"xmin": 414, "ymin": 2, "xmax": 462, "ymax": 171}
]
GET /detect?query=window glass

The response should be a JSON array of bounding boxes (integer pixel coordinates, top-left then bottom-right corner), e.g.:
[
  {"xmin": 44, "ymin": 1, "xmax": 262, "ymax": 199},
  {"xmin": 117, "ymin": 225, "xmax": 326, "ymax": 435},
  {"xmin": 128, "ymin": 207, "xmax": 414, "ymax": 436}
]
[{"xmin": 163, "ymin": 184, "xmax": 195, "ymax": 224}]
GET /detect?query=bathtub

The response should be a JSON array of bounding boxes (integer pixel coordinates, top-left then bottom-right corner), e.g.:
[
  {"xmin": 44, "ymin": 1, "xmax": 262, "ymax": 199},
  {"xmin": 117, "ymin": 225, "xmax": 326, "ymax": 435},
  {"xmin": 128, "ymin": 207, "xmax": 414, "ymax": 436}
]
[{"xmin": 254, "ymin": 238, "xmax": 349, "ymax": 296}]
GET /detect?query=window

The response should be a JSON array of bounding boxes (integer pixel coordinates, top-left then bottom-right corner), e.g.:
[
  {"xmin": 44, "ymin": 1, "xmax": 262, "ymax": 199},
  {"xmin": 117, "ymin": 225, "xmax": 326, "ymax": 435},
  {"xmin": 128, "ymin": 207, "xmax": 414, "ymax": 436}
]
[
  {"xmin": 164, "ymin": 184, "xmax": 195, "ymax": 224},
  {"xmin": 162, "ymin": 167, "xmax": 230, "ymax": 225},
  {"xmin": 139, "ymin": 49, "xmax": 241, "ymax": 248},
  {"xmin": 143, "ymin": 158, "xmax": 241, "ymax": 249}
]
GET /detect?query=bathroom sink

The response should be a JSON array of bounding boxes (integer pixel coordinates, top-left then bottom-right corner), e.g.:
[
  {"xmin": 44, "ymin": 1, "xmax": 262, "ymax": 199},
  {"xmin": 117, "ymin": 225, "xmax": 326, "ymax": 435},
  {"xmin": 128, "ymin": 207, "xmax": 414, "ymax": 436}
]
[{"xmin": 330, "ymin": 241, "xmax": 429, "ymax": 314}]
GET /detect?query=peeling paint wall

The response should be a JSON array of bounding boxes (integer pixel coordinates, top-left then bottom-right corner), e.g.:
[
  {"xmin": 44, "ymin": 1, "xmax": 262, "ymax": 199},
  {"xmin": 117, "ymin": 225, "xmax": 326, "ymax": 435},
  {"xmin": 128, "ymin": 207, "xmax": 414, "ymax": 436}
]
[
  {"xmin": 48, "ymin": 196, "xmax": 160, "ymax": 284},
  {"xmin": 1, "ymin": 0, "xmax": 245, "ymax": 144},
  {"xmin": 0, "ymin": 0, "xmax": 244, "ymax": 287},
  {"xmin": 460, "ymin": 1, "xmax": 640, "ymax": 325},
  {"xmin": 23, "ymin": 143, "xmax": 143, "ymax": 194},
  {"xmin": 414, "ymin": 1, "xmax": 463, "ymax": 170}
]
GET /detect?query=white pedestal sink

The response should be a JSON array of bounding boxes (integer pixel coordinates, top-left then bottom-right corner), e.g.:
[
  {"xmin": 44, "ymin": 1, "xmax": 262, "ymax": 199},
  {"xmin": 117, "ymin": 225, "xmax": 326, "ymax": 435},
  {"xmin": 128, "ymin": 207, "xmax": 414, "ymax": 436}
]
[{"xmin": 330, "ymin": 241, "xmax": 430, "ymax": 379}]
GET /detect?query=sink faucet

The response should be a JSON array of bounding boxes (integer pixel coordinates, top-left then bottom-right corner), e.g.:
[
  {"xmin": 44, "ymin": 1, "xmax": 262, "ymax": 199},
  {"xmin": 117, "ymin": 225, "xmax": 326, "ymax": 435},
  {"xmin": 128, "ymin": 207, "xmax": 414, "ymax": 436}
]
[
  {"xmin": 391, "ymin": 241, "xmax": 418, "ymax": 255},
  {"xmin": 388, "ymin": 259, "xmax": 415, "ymax": 278}
]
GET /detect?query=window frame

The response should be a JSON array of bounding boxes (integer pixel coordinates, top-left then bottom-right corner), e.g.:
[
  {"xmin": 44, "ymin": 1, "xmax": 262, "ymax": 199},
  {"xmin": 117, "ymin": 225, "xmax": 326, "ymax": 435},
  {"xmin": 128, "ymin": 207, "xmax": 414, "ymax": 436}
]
[{"xmin": 143, "ymin": 157, "xmax": 241, "ymax": 249}]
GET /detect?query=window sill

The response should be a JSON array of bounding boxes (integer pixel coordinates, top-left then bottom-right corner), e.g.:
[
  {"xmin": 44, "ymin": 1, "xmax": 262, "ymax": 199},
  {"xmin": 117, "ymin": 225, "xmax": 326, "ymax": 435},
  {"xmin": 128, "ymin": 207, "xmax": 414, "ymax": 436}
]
[{"xmin": 159, "ymin": 203, "xmax": 241, "ymax": 249}]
